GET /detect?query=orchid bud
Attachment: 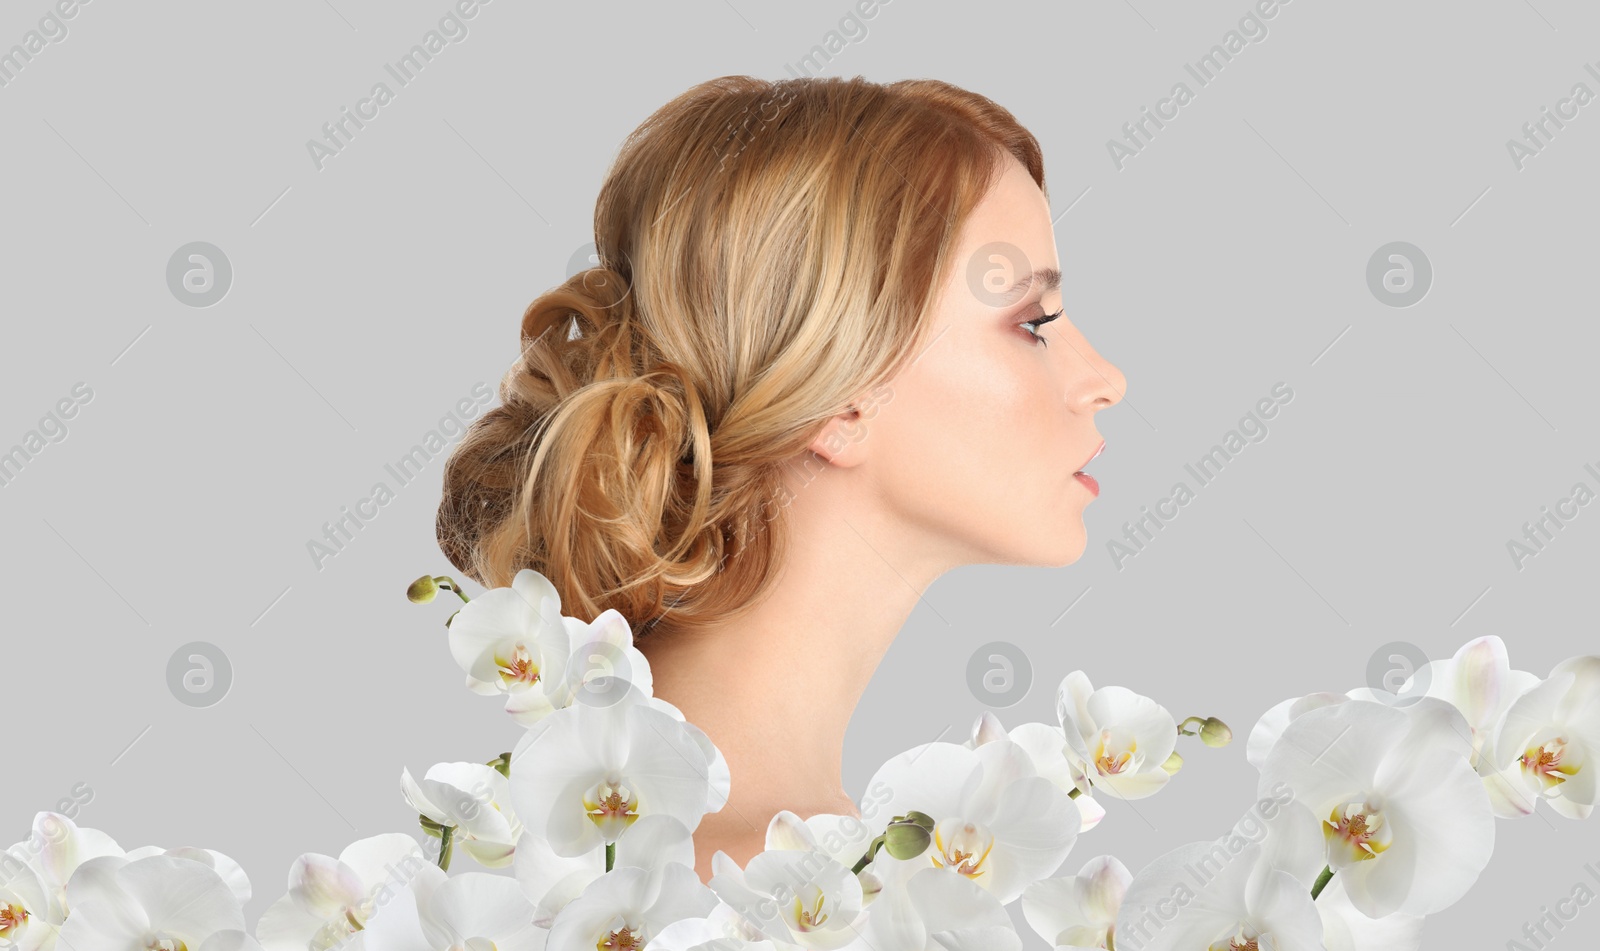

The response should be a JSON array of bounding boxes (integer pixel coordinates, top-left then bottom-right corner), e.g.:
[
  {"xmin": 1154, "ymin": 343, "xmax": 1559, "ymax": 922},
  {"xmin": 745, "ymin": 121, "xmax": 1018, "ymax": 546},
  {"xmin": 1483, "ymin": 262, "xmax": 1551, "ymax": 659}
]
[
  {"xmin": 1200, "ymin": 717, "xmax": 1233, "ymax": 748},
  {"xmin": 1161, "ymin": 750, "xmax": 1184, "ymax": 775},
  {"xmin": 407, "ymin": 575, "xmax": 439, "ymax": 603},
  {"xmin": 883, "ymin": 820, "xmax": 932, "ymax": 860},
  {"xmin": 899, "ymin": 810, "xmax": 936, "ymax": 832}
]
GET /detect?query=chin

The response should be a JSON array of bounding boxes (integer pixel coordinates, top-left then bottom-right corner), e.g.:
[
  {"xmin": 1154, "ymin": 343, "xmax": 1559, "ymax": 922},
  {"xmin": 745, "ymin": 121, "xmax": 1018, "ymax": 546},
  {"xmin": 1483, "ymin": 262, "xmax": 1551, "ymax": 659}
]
[
  {"xmin": 988, "ymin": 526, "xmax": 1088, "ymax": 568},
  {"xmin": 1049, "ymin": 532, "xmax": 1089, "ymax": 568},
  {"xmin": 1038, "ymin": 516, "xmax": 1090, "ymax": 567}
]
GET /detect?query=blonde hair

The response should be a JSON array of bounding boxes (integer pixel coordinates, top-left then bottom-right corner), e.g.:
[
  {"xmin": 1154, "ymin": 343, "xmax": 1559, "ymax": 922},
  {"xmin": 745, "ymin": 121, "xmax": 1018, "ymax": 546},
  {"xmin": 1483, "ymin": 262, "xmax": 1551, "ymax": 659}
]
[{"xmin": 436, "ymin": 74, "xmax": 1045, "ymax": 639}]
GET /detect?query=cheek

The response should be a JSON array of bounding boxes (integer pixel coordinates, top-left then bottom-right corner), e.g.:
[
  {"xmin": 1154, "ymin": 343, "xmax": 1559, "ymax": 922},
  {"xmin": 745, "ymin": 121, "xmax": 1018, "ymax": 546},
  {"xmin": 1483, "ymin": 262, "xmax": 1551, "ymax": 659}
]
[{"xmin": 886, "ymin": 347, "xmax": 1056, "ymax": 514}]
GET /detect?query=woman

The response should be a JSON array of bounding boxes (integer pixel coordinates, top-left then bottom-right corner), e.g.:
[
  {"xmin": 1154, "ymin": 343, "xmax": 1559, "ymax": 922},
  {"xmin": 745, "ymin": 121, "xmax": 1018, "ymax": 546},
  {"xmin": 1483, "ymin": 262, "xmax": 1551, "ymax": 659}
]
[{"xmin": 435, "ymin": 74, "xmax": 1125, "ymax": 881}]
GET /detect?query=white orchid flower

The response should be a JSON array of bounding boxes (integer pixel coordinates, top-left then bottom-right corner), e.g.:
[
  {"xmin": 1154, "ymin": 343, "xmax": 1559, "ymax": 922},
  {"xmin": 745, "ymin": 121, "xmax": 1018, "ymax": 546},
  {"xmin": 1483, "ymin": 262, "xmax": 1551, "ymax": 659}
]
[
  {"xmin": 761, "ymin": 809, "xmax": 884, "ymax": 911},
  {"xmin": 400, "ymin": 762, "xmax": 524, "ymax": 868},
  {"xmin": 555, "ymin": 608, "xmax": 656, "ymax": 714},
  {"xmin": 365, "ymin": 871, "xmax": 545, "ymax": 951},
  {"xmin": 862, "ymin": 738, "xmax": 1079, "ymax": 905},
  {"xmin": 0, "ymin": 850, "xmax": 57, "ymax": 951},
  {"xmin": 1314, "ymin": 874, "xmax": 1423, "ymax": 951},
  {"xmin": 447, "ymin": 568, "xmax": 652, "ymax": 726},
  {"xmin": 643, "ymin": 902, "xmax": 779, "ymax": 950},
  {"xmin": 1246, "ymin": 693, "xmax": 1351, "ymax": 771},
  {"xmin": 1112, "ymin": 840, "xmax": 1324, "ymax": 951},
  {"xmin": 707, "ymin": 843, "xmax": 865, "ymax": 949},
  {"xmin": 144, "ymin": 846, "xmax": 252, "ymax": 908},
  {"xmin": 845, "ymin": 857, "xmax": 1022, "ymax": 951},
  {"xmin": 1244, "ymin": 792, "xmax": 1425, "ymax": 951},
  {"xmin": 1013, "ymin": 729, "xmax": 1108, "ymax": 835},
  {"xmin": 546, "ymin": 862, "xmax": 718, "ymax": 950},
  {"xmin": 508, "ymin": 683, "xmax": 723, "ymax": 859},
  {"xmin": 56, "ymin": 853, "xmax": 247, "ymax": 951},
  {"xmin": 1413, "ymin": 636, "xmax": 1542, "ymax": 770},
  {"xmin": 764, "ymin": 810, "xmax": 875, "ymax": 870},
  {"xmin": 1481, "ymin": 654, "xmax": 1600, "ymax": 820},
  {"xmin": 253, "ymin": 833, "xmax": 433, "ymax": 951},
  {"xmin": 200, "ymin": 931, "xmax": 270, "ymax": 951},
  {"xmin": 643, "ymin": 695, "xmax": 733, "ymax": 818},
  {"xmin": 1020, "ymin": 855, "xmax": 1130, "ymax": 951},
  {"xmin": 513, "ymin": 814, "xmax": 696, "ymax": 928},
  {"xmin": 1246, "ymin": 634, "xmax": 1542, "ymax": 775},
  {"xmin": 1055, "ymin": 672, "xmax": 1178, "ymax": 801},
  {"xmin": 5, "ymin": 812, "xmax": 124, "ymax": 921},
  {"xmin": 969, "ymin": 713, "xmax": 1106, "ymax": 834},
  {"xmin": 1257, "ymin": 697, "xmax": 1495, "ymax": 918}
]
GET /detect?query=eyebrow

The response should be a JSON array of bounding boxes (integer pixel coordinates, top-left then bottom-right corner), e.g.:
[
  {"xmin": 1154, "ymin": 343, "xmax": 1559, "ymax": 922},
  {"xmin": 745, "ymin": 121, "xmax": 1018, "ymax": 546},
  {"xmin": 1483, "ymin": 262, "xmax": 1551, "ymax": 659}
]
[{"xmin": 998, "ymin": 266, "xmax": 1062, "ymax": 304}]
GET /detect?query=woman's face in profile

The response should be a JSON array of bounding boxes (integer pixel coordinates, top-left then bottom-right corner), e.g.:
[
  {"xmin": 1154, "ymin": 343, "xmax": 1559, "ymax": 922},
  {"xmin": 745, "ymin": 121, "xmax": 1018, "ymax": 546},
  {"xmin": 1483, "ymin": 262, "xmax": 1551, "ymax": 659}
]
[{"xmin": 863, "ymin": 155, "xmax": 1126, "ymax": 569}]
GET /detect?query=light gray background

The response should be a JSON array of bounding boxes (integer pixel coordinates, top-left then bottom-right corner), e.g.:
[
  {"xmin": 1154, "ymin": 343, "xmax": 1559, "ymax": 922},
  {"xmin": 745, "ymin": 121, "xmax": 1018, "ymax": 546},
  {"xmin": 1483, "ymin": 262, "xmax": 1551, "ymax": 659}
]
[{"xmin": 2, "ymin": 0, "xmax": 1597, "ymax": 946}]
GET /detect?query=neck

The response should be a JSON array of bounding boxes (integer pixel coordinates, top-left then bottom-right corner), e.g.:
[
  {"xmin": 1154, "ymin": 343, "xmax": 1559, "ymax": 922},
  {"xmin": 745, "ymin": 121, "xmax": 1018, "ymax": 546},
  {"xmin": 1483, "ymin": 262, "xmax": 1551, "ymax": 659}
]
[{"xmin": 635, "ymin": 484, "xmax": 952, "ymax": 846}]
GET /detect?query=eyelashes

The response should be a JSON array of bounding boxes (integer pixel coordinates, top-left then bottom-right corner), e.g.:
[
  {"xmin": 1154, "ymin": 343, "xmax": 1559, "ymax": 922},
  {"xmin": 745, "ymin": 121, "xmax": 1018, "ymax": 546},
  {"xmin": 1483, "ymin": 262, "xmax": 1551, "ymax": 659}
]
[{"xmin": 1021, "ymin": 308, "xmax": 1064, "ymax": 347}]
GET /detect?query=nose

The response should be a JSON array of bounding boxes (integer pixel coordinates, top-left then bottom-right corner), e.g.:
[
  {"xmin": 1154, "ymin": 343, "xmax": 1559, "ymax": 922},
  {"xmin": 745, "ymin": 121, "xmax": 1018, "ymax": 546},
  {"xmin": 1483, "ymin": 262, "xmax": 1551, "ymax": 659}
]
[{"xmin": 1058, "ymin": 322, "xmax": 1126, "ymax": 413}]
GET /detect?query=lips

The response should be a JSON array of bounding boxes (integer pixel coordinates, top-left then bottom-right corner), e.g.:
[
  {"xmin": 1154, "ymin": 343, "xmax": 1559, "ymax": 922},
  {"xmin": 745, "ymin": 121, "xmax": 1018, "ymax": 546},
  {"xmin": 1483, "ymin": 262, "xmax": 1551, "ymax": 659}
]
[
  {"xmin": 1073, "ymin": 440, "xmax": 1104, "ymax": 498},
  {"xmin": 1075, "ymin": 440, "xmax": 1105, "ymax": 473}
]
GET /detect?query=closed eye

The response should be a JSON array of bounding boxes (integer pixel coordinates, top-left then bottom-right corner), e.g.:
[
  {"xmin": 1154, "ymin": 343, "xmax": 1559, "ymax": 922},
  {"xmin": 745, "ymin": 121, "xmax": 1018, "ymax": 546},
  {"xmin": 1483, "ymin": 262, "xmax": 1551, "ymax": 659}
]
[{"xmin": 1021, "ymin": 309, "xmax": 1063, "ymax": 347}]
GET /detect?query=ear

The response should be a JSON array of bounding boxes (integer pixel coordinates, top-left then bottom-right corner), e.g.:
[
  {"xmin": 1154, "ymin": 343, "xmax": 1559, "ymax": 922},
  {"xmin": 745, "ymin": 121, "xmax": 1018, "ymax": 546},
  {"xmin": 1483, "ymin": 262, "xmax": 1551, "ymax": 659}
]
[{"xmin": 806, "ymin": 401, "xmax": 871, "ymax": 468}]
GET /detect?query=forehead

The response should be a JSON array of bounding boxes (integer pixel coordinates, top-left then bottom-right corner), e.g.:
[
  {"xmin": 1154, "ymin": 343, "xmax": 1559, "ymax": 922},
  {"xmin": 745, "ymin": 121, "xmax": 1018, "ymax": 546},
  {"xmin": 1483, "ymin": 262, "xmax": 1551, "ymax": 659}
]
[{"xmin": 949, "ymin": 157, "xmax": 1061, "ymax": 304}]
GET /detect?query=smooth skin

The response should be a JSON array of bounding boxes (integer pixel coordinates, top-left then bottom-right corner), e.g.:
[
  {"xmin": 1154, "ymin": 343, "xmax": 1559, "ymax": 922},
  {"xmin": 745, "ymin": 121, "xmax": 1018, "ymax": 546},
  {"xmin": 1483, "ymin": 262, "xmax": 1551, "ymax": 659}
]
[{"xmin": 636, "ymin": 154, "xmax": 1127, "ymax": 881}]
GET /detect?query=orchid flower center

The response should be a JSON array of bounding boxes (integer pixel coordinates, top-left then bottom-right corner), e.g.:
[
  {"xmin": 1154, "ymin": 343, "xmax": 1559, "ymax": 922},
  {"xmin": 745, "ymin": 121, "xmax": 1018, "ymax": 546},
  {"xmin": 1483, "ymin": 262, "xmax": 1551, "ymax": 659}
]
[
  {"xmin": 1323, "ymin": 798, "xmax": 1392, "ymax": 869},
  {"xmin": 598, "ymin": 921, "xmax": 644, "ymax": 950},
  {"xmin": 1093, "ymin": 729, "xmax": 1138, "ymax": 776},
  {"xmin": 1207, "ymin": 923, "xmax": 1266, "ymax": 951},
  {"xmin": 1520, "ymin": 737, "xmax": 1579, "ymax": 790},
  {"xmin": 583, "ymin": 778, "xmax": 640, "ymax": 839},
  {"xmin": 309, "ymin": 903, "xmax": 369, "ymax": 951},
  {"xmin": 790, "ymin": 885, "xmax": 833, "ymax": 931},
  {"xmin": 495, "ymin": 643, "xmax": 540, "ymax": 687},
  {"xmin": 930, "ymin": 818, "xmax": 995, "ymax": 881},
  {"xmin": 143, "ymin": 934, "xmax": 188, "ymax": 951},
  {"xmin": 0, "ymin": 903, "xmax": 29, "ymax": 938}
]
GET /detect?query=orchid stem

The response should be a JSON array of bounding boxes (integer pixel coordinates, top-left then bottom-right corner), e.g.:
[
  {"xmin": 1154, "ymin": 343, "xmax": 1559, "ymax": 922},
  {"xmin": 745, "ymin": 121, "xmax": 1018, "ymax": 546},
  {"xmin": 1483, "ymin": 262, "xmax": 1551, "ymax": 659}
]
[
  {"xmin": 606, "ymin": 842, "xmax": 616, "ymax": 873},
  {"xmin": 1311, "ymin": 865, "xmax": 1333, "ymax": 899},
  {"xmin": 851, "ymin": 834, "xmax": 887, "ymax": 875},
  {"xmin": 436, "ymin": 826, "xmax": 454, "ymax": 871},
  {"xmin": 434, "ymin": 576, "xmax": 471, "ymax": 604}
]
